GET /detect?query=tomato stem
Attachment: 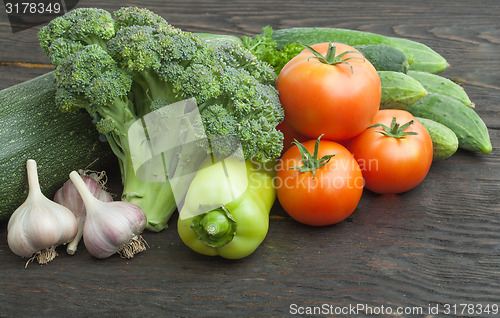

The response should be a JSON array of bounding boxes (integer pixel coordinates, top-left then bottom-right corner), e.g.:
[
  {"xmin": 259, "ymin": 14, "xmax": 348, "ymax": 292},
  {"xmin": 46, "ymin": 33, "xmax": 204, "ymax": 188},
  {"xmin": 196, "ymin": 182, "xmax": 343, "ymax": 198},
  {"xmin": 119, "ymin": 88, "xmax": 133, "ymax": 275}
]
[
  {"xmin": 300, "ymin": 42, "xmax": 364, "ymax": 73},
  {"xmin": 288, "ymin": 135, "xmax": 334, "ymax": 179},
  {"xmin": 368, "ymin": 117, "xmax": 419, "ymax": 139}
]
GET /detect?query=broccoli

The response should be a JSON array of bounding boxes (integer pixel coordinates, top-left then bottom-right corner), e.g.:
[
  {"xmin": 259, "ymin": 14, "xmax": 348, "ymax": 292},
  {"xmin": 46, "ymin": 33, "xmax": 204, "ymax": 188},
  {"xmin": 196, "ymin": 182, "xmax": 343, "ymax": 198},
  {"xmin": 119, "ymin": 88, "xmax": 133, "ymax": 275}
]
[{"xmin": 39, "ymin": 7, "xmax": 284, "ymax": 232}]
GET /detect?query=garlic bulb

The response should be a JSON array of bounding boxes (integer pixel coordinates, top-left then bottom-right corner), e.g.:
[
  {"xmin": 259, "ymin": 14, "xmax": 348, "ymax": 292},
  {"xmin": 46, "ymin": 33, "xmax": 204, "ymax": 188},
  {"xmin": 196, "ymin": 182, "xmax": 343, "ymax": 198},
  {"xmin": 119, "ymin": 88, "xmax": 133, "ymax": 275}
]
[
  {"xmin": 7, "ymin": 159, "xmax": 78, "ymax": 267},
  {"xmin": 54, "ymin": 171, "xmax": 113, "ymax": 255},
  {"xmin": 69, "ymin": 171, "xmax": 148, "ymax": 259}
]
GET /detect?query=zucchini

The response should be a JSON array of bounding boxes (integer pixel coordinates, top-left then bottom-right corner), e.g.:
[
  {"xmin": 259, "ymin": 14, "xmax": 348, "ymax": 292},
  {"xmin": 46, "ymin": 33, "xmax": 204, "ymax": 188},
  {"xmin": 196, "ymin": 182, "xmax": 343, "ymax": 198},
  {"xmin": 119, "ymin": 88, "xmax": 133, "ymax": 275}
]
[
  {"xmin": 0, "ymin": 72, "xmax": 115, "ymax": 222},
  {"xmin": 406, "ymin": 93, "xmax": 492, "ymax": 154},
  {"xmin": 415, "ymin": 117, "xmax": 459, "ymax": 160},
  {"xmin": 355, "ymin": 45, "xmax": 410, "ymax": 73},
  {"xmin": 270, "ymin": 27, "xmax": 448, "ymax": 73},
  {"xmin": 407, "ymin": 70, "xmax": 473, "ymax": 107},
  {"xmin": 379, "ymin": 71, "xmax": 427, "ymax": 109}
]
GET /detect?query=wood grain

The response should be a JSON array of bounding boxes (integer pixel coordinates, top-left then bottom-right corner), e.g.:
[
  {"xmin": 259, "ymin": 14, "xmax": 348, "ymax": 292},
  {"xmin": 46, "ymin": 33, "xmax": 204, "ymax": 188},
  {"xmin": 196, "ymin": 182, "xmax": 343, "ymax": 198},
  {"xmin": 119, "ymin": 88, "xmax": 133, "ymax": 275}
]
[{"xmin": 0, "ymin": 0, "xmax": 499, "ymax": 317}]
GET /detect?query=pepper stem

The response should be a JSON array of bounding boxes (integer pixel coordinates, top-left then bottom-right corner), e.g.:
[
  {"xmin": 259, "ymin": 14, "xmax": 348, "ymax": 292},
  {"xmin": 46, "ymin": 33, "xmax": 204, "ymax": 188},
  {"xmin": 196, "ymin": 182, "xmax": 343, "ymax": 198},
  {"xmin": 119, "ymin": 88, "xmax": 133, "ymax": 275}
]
[
  {"xmin": 368, "ymin": 117, "xmax": 419, "ymax": 139},
  {"xmin": 191, "ymin": 205, "xmax": 237, "ymax": 248},
  {"xmin": 288, "ymin": 135, "xmax": 334, "ymax": 179}
]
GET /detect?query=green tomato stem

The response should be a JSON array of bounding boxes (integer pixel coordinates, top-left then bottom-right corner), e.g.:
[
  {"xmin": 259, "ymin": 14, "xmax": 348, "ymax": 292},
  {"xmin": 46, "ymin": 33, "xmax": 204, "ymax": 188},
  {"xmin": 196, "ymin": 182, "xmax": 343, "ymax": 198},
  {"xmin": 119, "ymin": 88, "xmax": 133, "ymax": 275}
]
[
  {"xmin": 301, "ymin": 42, "xmax": 364, "ymax": 72},
  {"xmin": 368, "ymin": 117, "xmax": 418, "ymax": 139},
  {"xmin": 288, "ymin": 135, "xmax": 334, "ymax": 179}
]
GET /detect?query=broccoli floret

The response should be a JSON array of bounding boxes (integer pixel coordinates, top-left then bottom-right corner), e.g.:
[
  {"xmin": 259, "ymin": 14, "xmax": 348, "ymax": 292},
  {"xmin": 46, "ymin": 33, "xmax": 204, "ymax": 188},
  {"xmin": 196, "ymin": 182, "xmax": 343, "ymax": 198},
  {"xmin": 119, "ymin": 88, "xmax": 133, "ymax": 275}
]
[
  {"xmin": 113, "ymin": 6, "xmax": 170, "ymax": 29},
  {"xmin": 38, "ymin": 8, "xmax": 116, "ymax": 65},
  {"xmin": 54, "ymin": 45, "xmax": 134, "ymax": 128},
  {"xmin": 215, "ymin": 42, "xmax": 277, "ymax": 85},
  {"xmin": 39, "ymin": 7, "xmax": 283, "ymax": 232}
]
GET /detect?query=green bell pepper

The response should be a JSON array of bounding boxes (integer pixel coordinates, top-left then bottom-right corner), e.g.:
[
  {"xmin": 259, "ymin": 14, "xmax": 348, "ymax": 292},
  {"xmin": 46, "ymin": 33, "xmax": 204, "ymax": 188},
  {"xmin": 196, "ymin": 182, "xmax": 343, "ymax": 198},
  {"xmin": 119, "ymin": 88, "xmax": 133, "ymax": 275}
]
[{"xmin": 177, "ymin": 158, "xmax": 275, "ymax": 259}]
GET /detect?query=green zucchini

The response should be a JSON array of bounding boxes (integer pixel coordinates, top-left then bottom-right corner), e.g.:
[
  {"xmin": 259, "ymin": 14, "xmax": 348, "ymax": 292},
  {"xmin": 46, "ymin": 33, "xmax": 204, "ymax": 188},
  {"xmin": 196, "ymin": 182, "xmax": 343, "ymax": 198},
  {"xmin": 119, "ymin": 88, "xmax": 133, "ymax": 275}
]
[
  {"xmin": 355, "ymin": 45, "xmax": 410, "ymax": 73},
  {"xmin": 270, "ymin": 27, "xmax": 448, "ymax": 73},
  {"xmin": 415, "ymin": 117, "xmax": 459, "ymax": 160},
  {"xmin": 407, "ymin": 70, "xmax": 473, "ymax": 107},
  {"xmin": 0, "ymin": 72, "xmax": 115, "ymax": 222},
  {"xmin": 406, "ymin": 93, "xmax": 492, "ymax": 154},
  {"xmin": 379, "ymin": 71, "xmax": 427, "ymax": 109}
]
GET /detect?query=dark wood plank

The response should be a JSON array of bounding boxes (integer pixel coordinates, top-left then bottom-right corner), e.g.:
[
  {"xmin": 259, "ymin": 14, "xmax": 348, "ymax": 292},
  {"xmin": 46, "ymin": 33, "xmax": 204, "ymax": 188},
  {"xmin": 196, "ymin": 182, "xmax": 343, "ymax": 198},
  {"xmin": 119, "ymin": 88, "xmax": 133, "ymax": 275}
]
[
  {"xmin": 0, "ymin": 65, "xmax": 53, "ymax": 90},
  {"xmin": 0, "ymin": 0, "xmax": 499, "ymax": 316}
]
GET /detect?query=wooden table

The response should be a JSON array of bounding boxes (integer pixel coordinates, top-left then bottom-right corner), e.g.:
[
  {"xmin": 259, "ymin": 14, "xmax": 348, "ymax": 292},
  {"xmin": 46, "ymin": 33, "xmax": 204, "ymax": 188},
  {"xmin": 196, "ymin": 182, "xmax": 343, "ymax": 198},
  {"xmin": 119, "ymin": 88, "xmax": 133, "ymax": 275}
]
[{"xmin": 1, "ymin": 1, "xmax": 499, "ymax": 316}]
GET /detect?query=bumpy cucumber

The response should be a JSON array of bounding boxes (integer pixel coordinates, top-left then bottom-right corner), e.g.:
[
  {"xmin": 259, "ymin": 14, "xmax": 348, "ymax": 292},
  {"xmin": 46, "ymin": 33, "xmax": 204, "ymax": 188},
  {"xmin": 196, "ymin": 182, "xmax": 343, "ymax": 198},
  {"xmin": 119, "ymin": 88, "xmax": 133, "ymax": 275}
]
[
  {"xmin": 415, "ymin": 117, "xmax": 458, "ymax": 160},
  {"xmin": 355, "ymin": 45, "xmax": 410, "ymax": 73},
  {"xmin": 270, "ymin": 27, "xmax": 448, "ymax": 73},
  {"xmin": 385, "ymin": 37, "xmax": 448, "ymax": 74},
  {"xmin": 406, "ymin": 93, "xmax": 492, "ymax": 154},
  {"xmin": 407, "ymin": 70, "xmax": 473, "ymax": 107},
  {"xmin": 379, "ymin": 71, "xmax": 427, "ymax": 109},
  {"xmin": 196, "ymin": 33, "xmax": 243, "ymax": 47}
]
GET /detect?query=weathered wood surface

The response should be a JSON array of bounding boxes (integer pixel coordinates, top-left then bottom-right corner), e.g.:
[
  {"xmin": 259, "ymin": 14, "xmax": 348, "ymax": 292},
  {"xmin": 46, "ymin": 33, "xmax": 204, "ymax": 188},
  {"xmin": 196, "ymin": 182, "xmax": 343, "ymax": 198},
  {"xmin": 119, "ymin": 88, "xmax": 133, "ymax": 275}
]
[{"xmin": 0, "ymin": 0, "xmax": 499, "ymax": 317}]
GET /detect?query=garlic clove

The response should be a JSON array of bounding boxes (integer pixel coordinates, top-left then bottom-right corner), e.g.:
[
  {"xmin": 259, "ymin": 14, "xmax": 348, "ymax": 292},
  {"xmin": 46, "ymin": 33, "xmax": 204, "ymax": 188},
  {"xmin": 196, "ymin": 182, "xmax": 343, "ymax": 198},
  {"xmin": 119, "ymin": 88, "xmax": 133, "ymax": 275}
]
[
  {"xmin": 7, "ymin": 159, "xmax": 78, "ymax": 267},
  {"xmin": 69, "ymin": 171, "xmax": 148, "ymax": 259},
  {"xmin": 54, "ymin": 171, "xmax": 113, "ymax": 255}
]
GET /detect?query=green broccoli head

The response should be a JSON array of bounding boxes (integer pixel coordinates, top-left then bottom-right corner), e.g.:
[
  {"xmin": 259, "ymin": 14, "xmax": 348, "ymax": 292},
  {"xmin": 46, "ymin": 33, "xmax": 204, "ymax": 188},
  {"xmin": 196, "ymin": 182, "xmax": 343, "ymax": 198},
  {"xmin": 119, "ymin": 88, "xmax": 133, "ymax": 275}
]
[
  {"xmin": 40, "ymin": 6, "xmax": 283, "ymax": 163},
  {"xmin": 107, "ymin": 26, "xmax": 163, "ymax": 72},
  {"xmin": 38, "ymin": 8, "xmax": 115, "ymax": 65},
  {"xmin": 215, "ymin": 42, "xmax": 278, "ymax": 86},
  {"xmin": 201, "ymin": 65, "xmax": 284, "ymax": 161},
  {"xmin": 54, "ymin": 44, "xmax": 134, "ymax": 132},
  {"xmin": 113, "ymin": 6, "xmax": 170, "ymax": 29}
]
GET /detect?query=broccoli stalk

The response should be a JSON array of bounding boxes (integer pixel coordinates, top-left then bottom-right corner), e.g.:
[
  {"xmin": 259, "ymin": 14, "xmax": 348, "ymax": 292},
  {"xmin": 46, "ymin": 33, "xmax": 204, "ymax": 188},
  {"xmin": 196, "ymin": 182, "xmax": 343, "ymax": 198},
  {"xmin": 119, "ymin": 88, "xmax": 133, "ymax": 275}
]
[
  {"xmin": 120, "ymin": 141, "xmax": 177, "ymax": 231},
  {"xmin": 39, "ymin": 7, "xmax": 283, "ymax": 231}
]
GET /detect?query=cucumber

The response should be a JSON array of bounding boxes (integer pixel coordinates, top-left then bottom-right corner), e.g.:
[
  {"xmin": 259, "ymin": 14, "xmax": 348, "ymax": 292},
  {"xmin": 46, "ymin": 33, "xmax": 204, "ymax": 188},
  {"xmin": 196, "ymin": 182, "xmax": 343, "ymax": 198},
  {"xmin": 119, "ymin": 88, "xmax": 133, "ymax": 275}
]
[
  {"xmin": 0, "ymin": 72, "xmax": 115, "ymax": 222},
  {"xmin": 196, "ymin": 33, "xmax": 243, "ymax": 47},
  {"xmin": 407, "ymin": 70, "xmax": 473, "ymax": 107},
  {"xmin": 379, "ymin": 71, "xmax": 427, "ymax": 109},
  {"xmin": 385, "ymin": 37, "xmax": 449, "ymax": 74},
  {"xmin": 406, "ymin": 93, "xmax": 492, "ymax": 154},
  {"xmin": 270, "ymin": 27, "xmax": 448, "ymax": 73},
  {"xmin": 355, "ymin": 45, "xmax": 410, "ymax": 73},
  {"xmin": 415, "ymin": 117, "xmax": 459, "ymax": 160}
]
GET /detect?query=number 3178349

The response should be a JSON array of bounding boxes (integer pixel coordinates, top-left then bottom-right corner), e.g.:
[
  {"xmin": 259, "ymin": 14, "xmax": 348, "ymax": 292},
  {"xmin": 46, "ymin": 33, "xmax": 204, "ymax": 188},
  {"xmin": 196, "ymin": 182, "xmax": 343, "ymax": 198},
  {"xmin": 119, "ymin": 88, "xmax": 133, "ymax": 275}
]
[{"xmin": 5, "ymin": 2, "xmax": 62, "ymax": 14}]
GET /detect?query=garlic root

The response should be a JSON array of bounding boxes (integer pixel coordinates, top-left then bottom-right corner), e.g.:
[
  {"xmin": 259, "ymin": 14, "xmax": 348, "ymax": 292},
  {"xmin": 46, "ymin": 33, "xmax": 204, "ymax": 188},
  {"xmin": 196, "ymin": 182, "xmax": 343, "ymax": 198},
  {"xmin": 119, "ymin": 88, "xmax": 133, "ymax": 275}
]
[
  {"xmin": 25, "ymin": 247, "xmax": 58, "ymax": 268},
  {"xmin": 117, "ymin": 235, "xmax": 149, "ymax": 259}
]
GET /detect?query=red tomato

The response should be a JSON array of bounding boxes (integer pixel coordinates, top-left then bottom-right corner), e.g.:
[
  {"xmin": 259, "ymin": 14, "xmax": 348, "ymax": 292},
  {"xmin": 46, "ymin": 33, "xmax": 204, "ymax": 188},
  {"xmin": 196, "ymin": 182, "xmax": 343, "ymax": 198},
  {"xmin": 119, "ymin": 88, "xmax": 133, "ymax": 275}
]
[
  {"xmin": 347, "ymin": 109, "xmax": 433, "ymax": 194},
  {"xmin": 276, "ymin": 137, "xmax": 363, "ymax": 226},
  {"xmin": 276, "ymin": 42, "xmax": 381, "ymax": 141}
]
